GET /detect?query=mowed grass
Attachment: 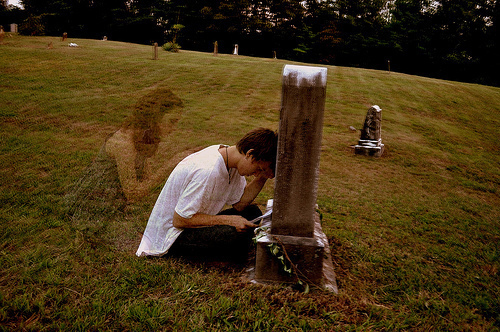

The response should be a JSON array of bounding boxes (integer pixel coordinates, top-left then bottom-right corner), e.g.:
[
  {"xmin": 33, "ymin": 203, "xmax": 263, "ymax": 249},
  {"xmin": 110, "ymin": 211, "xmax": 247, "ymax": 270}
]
[{"xmin": 1, "ymin": 34, "xmax": 499, "ymax": 331}]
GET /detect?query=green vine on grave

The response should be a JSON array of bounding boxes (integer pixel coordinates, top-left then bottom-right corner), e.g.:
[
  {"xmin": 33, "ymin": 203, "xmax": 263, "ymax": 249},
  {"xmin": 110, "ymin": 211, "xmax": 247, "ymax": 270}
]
[
  {"xmin": 253, "ymin": 226, "xmax": 269, "ymax": 244},
  {"xmin": 268, "ymin": 242, "xmax": 293, "ymax": 275},
  {"xmin": 253, "ymin": 227, "xmax": 314, "ymax": 293},
  {"xmin": 268, "ymin": 236, "xmax": 311, "ymax": 294}
]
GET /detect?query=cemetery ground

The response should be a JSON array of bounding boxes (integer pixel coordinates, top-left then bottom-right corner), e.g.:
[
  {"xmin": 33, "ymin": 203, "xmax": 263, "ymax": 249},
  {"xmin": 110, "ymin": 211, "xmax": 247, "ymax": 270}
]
[{"xmin": 1, "ymin": 34, "xmax": 499, "ymax": 331}]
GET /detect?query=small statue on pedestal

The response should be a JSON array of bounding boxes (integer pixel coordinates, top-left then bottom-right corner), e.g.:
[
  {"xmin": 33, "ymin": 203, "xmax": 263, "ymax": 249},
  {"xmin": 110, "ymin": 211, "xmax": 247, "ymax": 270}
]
[{"xmin": 354, "ymin": 105, "xmax": 385, "ymax": 157}]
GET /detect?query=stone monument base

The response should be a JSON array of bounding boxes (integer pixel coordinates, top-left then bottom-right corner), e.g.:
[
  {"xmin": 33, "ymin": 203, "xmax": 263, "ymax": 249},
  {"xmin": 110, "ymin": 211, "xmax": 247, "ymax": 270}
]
[
  {"xmin": 354, "ymin": 139, "xmax": 385, "ymax": 157},
  {"xmin": 256, "ymin": 233, "xmax": 324, "ymax": 285},
  {"xmin": 252, "ymin": 209, "xmax": 338, "ymax": 292}
]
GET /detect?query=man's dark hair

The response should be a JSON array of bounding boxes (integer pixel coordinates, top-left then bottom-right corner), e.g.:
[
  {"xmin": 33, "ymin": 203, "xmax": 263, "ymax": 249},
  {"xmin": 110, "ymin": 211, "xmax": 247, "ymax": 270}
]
[{"xmin": 236, "ymin": 128, "xmax": 278, "ymax": 173}]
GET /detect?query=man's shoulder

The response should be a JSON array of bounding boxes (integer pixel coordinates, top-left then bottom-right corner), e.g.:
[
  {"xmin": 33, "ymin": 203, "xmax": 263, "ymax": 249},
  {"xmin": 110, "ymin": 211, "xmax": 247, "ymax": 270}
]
[
  {"xmin": 174, "ymin": 145, "xmax": 223, "ymax": 176},
  {"xmin": 184, "ymin": 145, "xmax": 220, "ymax": 164}
]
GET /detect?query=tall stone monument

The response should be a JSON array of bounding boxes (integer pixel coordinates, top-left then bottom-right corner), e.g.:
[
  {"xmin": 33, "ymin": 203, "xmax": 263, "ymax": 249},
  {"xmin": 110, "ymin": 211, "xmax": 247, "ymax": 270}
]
[
  {"xmin": 254, "ymin": 65, "xmax": 337, "ymax": 292},
  {"xmin": 354, "ymin": 105, "xmax": 384, "ymax": 157}
]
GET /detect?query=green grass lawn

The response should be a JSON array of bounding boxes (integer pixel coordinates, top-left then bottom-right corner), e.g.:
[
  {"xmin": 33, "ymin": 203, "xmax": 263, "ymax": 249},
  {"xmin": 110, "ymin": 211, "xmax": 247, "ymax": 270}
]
[{"xmin": 1, "ymin": 34, "xmax": 499, "ymax": 331}]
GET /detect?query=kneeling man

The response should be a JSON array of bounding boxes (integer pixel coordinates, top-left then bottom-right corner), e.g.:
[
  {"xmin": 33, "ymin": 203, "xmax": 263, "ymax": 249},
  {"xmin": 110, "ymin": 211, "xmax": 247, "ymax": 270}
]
[{"xmin": 136, "ymin": 128, "xmax": 278, "ymax": 262}]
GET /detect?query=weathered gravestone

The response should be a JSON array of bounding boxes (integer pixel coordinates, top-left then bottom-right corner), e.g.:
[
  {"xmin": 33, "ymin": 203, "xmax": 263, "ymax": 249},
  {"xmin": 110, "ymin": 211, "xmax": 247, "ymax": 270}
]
[
  {"xmin": 354, "ymin": 105, "xmax": 384, "ymax": 157},
  {"xmin": 213, "ymin": 41, "xmax": 218, "ymax": 56},
  {"xmin": 153, "ymin": 42, "xmax": 158, "ymax": 60},
  {"xmin": 233, "ymin": 44, "xmax": 238, "ymax": 55},
  {"xmin": 254, "ymin": 65, "xmax": 337, "ymax": 292},
  {"xmin": 0, "ymin": 27, "xmax": 5, "ymax": 45}
]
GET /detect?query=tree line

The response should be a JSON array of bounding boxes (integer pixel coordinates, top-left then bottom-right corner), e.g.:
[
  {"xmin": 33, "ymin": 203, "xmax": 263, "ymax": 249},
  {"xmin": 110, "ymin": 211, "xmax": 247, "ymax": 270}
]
[{"xmin": 1, "ymin": 0, "xmax": 499, "ymax": 86}]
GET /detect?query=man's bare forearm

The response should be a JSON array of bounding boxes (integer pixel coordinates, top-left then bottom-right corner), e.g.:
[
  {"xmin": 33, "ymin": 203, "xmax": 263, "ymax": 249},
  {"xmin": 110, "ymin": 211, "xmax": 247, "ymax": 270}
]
[
  {"xmin": 233, "ymin": 176, "xmax": 267, "ymax": 211},
  {"xmin": 173, "ymin": 212, "xmax": 256, "ymax": 232}
]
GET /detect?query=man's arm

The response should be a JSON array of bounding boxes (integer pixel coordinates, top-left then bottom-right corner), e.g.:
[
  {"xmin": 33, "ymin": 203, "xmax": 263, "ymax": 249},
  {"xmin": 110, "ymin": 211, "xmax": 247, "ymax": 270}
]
[
  {"xmin": 232, "ymin": 176, "xmax": 267, "ymax": 212},
  {"xmin": 233, "ymin": 168, "xmax": 274, "ymax": 211},
  {"xmin": 173, "ymin": 212, "xmax": 257, "ymax": 232}
]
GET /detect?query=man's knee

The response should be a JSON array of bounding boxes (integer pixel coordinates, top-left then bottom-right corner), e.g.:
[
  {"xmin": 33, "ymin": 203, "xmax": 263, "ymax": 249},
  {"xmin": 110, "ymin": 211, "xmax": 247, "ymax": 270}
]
[{"xmin": 240, "ymin": 204, "xmax": 262, "ymax": 221}]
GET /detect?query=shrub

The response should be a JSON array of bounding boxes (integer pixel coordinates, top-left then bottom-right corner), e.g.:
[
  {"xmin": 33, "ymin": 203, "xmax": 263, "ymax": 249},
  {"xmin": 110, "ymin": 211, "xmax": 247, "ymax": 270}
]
[
  {"xmin": 162, "ymin": 42, "xmax": 181, "ymax": 53},
  {"xmin": 19, "ymin": 15, "xmax": 45, "ymax": 36}
]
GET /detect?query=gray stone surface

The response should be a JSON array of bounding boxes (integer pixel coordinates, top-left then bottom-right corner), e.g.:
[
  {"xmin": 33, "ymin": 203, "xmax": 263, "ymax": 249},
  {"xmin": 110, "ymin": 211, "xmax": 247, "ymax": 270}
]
[
  {"xmin": 255, "ymin": 234, "xmax": 324, "ymax": 285},
  {"xmin": 354, "ymin": 105, "xmax": 385, "ymax": 157},
  {"xmin": 272, "ymin": 65, "xmax": 327, "ymax": 238},
  {"xmin": 254, "ymin": 65, "xmax": 337, "ymax": 292},
  {"xmin": 360, "ymin": 105, "xmax": 382, "ymax": 141}
]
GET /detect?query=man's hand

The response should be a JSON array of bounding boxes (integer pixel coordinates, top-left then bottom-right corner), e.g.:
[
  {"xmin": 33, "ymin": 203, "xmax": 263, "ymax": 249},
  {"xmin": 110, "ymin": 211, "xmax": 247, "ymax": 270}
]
[
  {"xmin": 226, "ymin": 215, "xmax": 259, "ymax": 232},
  {"xmin": 173, "ymin": 212, "xmax": 258, "ymax": 232}
]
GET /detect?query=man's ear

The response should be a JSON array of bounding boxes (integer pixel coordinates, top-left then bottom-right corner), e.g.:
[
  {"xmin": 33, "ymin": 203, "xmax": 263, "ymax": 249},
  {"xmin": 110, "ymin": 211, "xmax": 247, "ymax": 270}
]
[{"xmin": 245, "ymin": 149, "xmax": 254, "ymax": 159}]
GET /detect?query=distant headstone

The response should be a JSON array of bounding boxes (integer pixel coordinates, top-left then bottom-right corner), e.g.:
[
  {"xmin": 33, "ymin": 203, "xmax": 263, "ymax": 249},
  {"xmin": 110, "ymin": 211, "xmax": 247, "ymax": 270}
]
[
  {"xmin": 62, "ymin": 32, "xmax": 68, "ymax": 41},
  {"xmin": 255, "ymin": 65, "xmax": 338, "ymax": 292},
  {"xmin": 10, "ymin": 24, "xmax": 18, "ymax": 33},
  {"xmin": 273, "ymin": 51, "xmax": 277, "ymax": 59},
  {"xmin": 102, "ymin": 36, "xmax": 107, "ymax": 41},
  {"xmin": 0, "ymin": 27, "xmax": 4, "ymax": 45},
  {"xmin": 233, "ymin": 44, "xmax": 238, "ymax": 55},
  {"xmin": 213, "ymin": 41, "xmax": 218, "ymax": 56},
  {"xmin": 354, "ymin": 105, "xmax": 385, "ymax": 157},
  {"xmin": 153, "ymin": 42, "xmax": 158, "ymax": 60}
]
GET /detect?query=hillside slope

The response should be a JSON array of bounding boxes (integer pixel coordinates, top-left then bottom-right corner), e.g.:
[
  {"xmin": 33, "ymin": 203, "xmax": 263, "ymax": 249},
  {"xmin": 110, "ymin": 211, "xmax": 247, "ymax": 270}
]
[{"xmin": 1, "ymin": 35, "xmax": 499, "ymax": 330}]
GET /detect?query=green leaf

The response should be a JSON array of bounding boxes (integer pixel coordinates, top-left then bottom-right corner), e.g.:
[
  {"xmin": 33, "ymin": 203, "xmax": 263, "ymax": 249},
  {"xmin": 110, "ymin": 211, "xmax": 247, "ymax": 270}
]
[{"xmin": 304, "ymin": 283, "xmax": 310, "ymax": 294}]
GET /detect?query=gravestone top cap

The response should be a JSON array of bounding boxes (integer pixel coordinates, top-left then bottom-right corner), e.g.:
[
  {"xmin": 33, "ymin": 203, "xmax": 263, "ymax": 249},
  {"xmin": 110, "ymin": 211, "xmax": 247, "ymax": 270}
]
[{"xmin": 283, "ymin": 65, "xmax": 327, "ymax": 87}]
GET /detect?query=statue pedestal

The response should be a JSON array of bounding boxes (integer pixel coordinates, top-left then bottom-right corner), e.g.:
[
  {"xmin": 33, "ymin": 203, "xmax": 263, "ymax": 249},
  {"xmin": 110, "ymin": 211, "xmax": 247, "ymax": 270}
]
[{"xmin": 354, "ymin": 139, "xmax": 385, "ymax": 157}]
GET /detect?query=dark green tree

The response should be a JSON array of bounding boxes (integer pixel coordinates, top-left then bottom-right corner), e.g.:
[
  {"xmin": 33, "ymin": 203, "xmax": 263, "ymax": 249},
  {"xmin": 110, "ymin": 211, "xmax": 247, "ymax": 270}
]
[
  {"xmin": 302, "ymin": 0, "xmax": 342, "ymax": 64},
  {"xmin": 19, "ymin": 0, "xmax": 121, "ymax": 37},
  {"xmin": 386, "ymin": 0, "xmax": 435, "ymax": 75},
  {"xmin": 86, "ymin": 0, "xmax": 130, "ymax": 40},
  {"xmin": 268, "ymin": 0, "xmax": 307, "ymax": 60},
  {"xmin": 119, "ymin": 0, "xmax": 167, "ymax": 45},
  {"xmin": 335, "ymin": 0, "xmax": 390, "ymax": 68},
  {"xmin": 432, "ymin": 0, "xmax": 496, "ymax": 83},
  {"xmin": 162, "ymin": 0, "xmax": 219, "ymax": 52},
  {"xmin": 488, "ymin": 0, "xmax": 500, "ymax": 85}
]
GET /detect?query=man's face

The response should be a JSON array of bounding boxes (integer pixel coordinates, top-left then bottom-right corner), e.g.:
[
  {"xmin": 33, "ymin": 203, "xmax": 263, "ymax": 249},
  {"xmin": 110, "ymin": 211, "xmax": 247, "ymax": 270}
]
[
  {"xmin": 251, "ymin": 160, "xmax": 274, "ymax": 179},
  {"xmin": 238, "ymin": 154, "xmax": 274, "ymax": 179}
]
